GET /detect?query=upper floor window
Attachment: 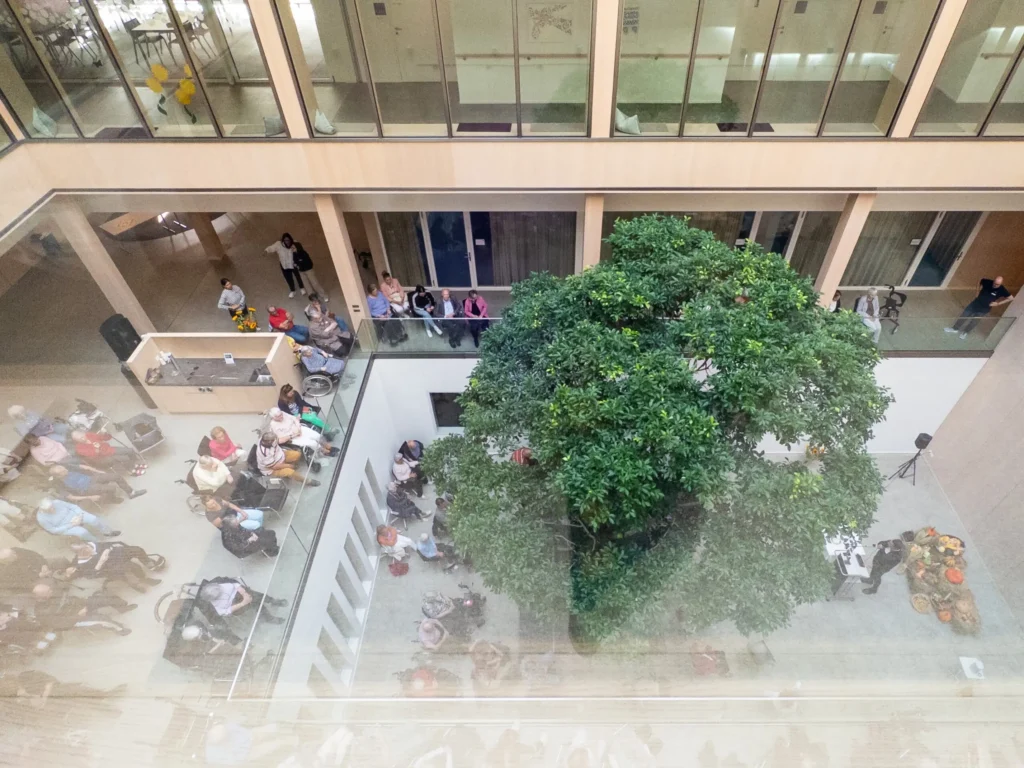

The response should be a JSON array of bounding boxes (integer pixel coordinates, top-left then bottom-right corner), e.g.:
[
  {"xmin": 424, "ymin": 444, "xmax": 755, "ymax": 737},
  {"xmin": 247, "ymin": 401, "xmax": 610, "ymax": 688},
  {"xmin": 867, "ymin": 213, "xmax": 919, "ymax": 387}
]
[{"xmin": 613, "ymin": 0, "xmax": 940, "ymax": 138}]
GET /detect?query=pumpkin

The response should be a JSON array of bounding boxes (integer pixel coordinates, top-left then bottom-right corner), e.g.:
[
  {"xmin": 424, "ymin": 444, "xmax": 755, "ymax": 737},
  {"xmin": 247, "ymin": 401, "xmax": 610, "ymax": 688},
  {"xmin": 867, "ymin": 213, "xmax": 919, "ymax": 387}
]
[
  {"xmin": 926, "ymin": 527, "xmax": 938, "ymax": 537},
  {"xmin": 937, "ymin": 610, "xmax": 952, "ymax": 623},
  {"xmin": 945, "ymin": 567, "xmax": 964, "ymax": 585}
]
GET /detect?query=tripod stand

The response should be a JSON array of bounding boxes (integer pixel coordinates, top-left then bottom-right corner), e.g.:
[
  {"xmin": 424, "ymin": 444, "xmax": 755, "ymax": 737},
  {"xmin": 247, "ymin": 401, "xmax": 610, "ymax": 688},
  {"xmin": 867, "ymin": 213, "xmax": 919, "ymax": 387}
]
[{"xmin": 888, "ymin": 448, "xmax": 923, "ymax": 486}]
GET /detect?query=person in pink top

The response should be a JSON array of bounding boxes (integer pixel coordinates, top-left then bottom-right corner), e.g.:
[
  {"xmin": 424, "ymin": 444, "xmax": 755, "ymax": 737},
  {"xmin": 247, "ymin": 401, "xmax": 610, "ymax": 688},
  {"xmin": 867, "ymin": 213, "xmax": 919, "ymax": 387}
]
[
  {"xmin": 208, "ymin": 426, "xmax": 245, "ymax": 465},
  {"xmin": 463, "ymin": 290, "xmax": 490, "ymax": 348},
  {"xmin": 24, "ymin": 434, "xmax": 69, "ymax": 466}
]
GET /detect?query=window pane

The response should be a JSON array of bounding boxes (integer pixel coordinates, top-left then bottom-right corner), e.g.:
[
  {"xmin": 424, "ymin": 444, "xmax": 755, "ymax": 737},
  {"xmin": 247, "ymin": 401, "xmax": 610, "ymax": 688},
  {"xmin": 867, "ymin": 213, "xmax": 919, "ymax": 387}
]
[
  {"xmin": 984, "ymin": 56, "xmax": 1024, "ymax": 135},
  {"xmin": 441, "ymin": 0, "xmax": 517, "ymax": 136},
  {"xmin": 915, "ymin": 0, "xmax": 1024, "ymax": 137},
  {"xmin": 613, "ymin": 0, "xmax": 699, "ymax": 137},
  {"xmin": 355, "ymin": 0, "xmax": 447, "ymax": 136},
  {"xmin": 517, "ymin": 0, "xmax": 592, "ymax": 136},
  {"xmin": 489, "ymin": 212, "xmax": 576, "ymax": 282},
  {"xmin": 379, "ymin": 212, "xmax": 429, "ymax": 287},
  {"xmin": 166, "ymin": 0, "xmax": 284, "ymax": 137},
  {"xmin": 427, "ymin": 212, "xmax": 472, "ymax": 286},
  {"xmin": 754, "ymin": 211, "xmax": 798, "ymax": 255},
  {"xmin": 8, "ymin": 0, "xmax": 145, "ymax": 137},
  {"xmin": 274, "ymin": 0, "xmax": 378, "ymax": 136},
  {"xmin": 752, "ymin": 0, "xmax": 859, "ymax": 137},
  {"xmin": 93, "ymin": 0, "xmax": 218, "ymax": 137},
  {"xmin": 788, "ymin": 211, "xmax": 840, "ymax": 280},
  {"xmin": 0, "ymin": 3, "xmax": 77, "ymax": 137},
  {"xmin": 821, "ymin": 0, "xmax": 941, "ymax": 136},
  {"xmin": 841, "ymin": 211, "xmax": 936, "ymax": 286},
  {"xmin": 684, "ymin": 0, "xmax": 780, "ymax": 136}
]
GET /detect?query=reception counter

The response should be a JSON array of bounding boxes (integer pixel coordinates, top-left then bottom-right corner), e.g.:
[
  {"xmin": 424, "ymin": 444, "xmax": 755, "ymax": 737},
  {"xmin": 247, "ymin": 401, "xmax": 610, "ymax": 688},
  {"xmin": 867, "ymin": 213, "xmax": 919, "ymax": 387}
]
[{"xmin": 126, "ymin": 333, "xmax": 301, "ymax": 414}]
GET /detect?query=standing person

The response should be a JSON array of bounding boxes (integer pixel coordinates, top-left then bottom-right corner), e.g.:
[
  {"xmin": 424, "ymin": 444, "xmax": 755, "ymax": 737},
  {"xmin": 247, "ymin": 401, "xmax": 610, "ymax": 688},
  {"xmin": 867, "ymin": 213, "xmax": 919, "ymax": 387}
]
[
  {"xmin": 290, "ymin": 239, "xmax": 328, "ymax": 300},
  {"xmin": 945, "ymin": 275, "xmax": 1014, "ymax": 340},
  {"xmin": 412, "ymin": 285, "xmax": 443, "ymax": 337},
  {"xmin": 854, "ymin": 288, "xmax": 881, "ymax": 344},
  {"xmin": 464, "ymin": 290, "xmax": 490, "ymax": 348},
  {"xmin": 433, "ymin": 288, "xmax": 465, "ymax": 348},
  {"xmin": 217, "ymin": 278, "xmax": 246, "ymax": 315},
  {"xmin": 861, "ymin": 539, "xmax": 905, "ymax": 595},
  {"xmin": 265, "ymin": 233, "xmax": 305, "ymax": 298},
  {"xmin": 267, "ymin": 306, "xmax": 308, "ymax": 343}
]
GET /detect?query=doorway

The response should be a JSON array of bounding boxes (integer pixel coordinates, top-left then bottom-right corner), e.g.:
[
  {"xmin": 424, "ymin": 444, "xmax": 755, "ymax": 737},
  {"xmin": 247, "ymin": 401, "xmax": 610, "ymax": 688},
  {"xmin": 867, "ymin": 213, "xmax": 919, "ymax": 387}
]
[{"xmin": 907, "ymin": 212, "xmax": 984, "ymax": 287}]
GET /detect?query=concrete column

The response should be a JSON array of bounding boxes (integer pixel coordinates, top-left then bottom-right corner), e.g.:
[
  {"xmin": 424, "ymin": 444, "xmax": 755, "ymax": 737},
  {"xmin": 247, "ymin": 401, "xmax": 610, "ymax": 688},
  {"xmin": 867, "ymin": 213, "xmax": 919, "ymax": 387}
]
[
  {"xmin": 51, "ymin": 202, "xmax": 157, "ymax": 334},
  {"xmin": 814, "ymin": 193, "xmax": 875, "ymax": 307},
  {"xmin": 889, "ymin": 0, "xmax": 969, "ymax": 138},
  {"xmin": 588, "ymin": 0, "xmax": 620, "ymax": 138},
  {"xmin": 314, "ymin": 194, "xmax": 369, "ymax": 328},
  {"xmin": 184, "ymin": 213, "xmax": 227, "ymax": 262},
  {"xmin": 0, "ymin": 95, "xmax": 25, "ymax": 141},
  {"xmin": 272, "ymin": 0, "xmax": 328, "ymax": 136},
  {"xmin": 247, "ymin": 0, "xmax": 312, "ymax": 138},
  {"xmin": 360, "ymin": 212, "xmax": 389, "ymax": 281},
  {"xmin": 582, "ymin": 194, "xmax": 605, "ymax": 269}
]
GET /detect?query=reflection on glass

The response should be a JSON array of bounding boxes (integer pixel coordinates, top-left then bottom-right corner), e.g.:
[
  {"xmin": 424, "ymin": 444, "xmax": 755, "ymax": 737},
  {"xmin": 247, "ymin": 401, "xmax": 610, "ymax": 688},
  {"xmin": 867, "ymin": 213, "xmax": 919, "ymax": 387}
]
[
  {"xmin": 354, "ymin": 0, "xmax": 447, "ymax": 136},
  {"xmin": 613, "ymin": 0, "xmax": 699, "ymax": 136},
  {"xmin": 915, "ymin": 0, "xmax": 1024, "ymax": 136},
  {"xmin": 166, "ymin": 0, "xmax": 283, "ymax": 137},
  {"xmin": 379, "ymin": 212, "xmax": 429, "ymax": 287},
  {"xmin": 821, "ymin": 0, "xmax": 940, "ymax": 136},
  {"xmin": 754, "ymin": 211, "xmax": 798, "ymax": 255},
  {"xmin": 427, "ymin": 212, "xmax": 472, "ymax": 285},
  {"xmin": 517, "ymin": 0, "xmax": 593, "ymax": 135},
  {"xmin": 684, "ymin": 0, "xmax": 779, "ymax": 136},
  {"xmin": 788, "ymin": 211, "xmax": 839, "ymax": 281},
  {"xmin": 841, "ymin": 211, "xmax": 936, "ymax": 286},
  {"xmin": 7, "ymin": 0, "xmax": 144, "ymax": 137},
  {"xmin": 274, "ymin": 0, "xmax": 377, "ymax": 136},
  {"xmin": 0, "ymin": 2, "xmax": 77, "ymax": 137},
  {"xmin": 751, "ymin": 0, "xmax": 859, "ymax": 137},
  {"xmin": 470, "ymin": 212, "xmax": 495, "ymax": 284},
  {"xmin": 93, "ymin": 0, "xmax": 217, "ymax": 136},
  {"xmin": 908, "ymin": 211, "xmax": 981, "ymax": 286},
  {"xmin": 442, "ymin": 0, "xmax": 517, "ymax": 136},
  {"xmin": 984, "ymin": 57, "xmax": 1024, "ymax": 135}
]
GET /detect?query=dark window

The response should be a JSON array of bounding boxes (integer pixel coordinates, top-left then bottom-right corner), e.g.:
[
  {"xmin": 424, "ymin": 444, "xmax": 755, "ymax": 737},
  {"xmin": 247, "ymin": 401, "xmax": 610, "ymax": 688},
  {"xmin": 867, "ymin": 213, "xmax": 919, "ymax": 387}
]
[{"xmin": 431, "ymin": 393, "xmax": 463, "ymax": 428}]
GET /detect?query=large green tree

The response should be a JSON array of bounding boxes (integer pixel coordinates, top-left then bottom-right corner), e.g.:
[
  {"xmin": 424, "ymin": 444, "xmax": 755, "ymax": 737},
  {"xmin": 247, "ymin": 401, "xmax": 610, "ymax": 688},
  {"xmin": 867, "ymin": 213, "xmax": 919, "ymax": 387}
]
[{"xmin": 424, "ymin": 215, "xmax": 891, "ymax": 643}]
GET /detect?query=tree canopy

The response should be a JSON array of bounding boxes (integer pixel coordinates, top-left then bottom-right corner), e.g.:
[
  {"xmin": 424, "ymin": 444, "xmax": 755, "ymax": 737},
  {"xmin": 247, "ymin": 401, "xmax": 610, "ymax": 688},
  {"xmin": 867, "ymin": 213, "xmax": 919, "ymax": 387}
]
[{"xmin": 423, "ymin": 215, "xmax": 891, "ymax": 643}]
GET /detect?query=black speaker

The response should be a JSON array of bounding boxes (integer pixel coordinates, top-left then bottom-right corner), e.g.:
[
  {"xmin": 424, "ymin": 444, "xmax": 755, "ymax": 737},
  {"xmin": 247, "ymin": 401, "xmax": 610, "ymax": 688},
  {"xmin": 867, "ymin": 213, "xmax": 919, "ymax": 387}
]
[
  {"xmin": 914, "ymin": 433, "xmax": 932, "ymax": 451},
  {"xmin": 99, "ymin": 314, "xmax": 142, "ymax": 362}
]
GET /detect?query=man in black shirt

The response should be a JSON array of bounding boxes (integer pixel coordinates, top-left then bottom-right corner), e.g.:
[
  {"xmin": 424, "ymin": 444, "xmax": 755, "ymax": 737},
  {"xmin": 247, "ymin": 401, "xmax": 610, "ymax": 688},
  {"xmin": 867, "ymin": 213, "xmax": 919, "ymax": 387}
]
[
  {"xmin": 945, "ymin": 276, "xmax": 1013, "ymax": 339},
  {"xmin": 861, "ymin": 539, "xmax": 905, "ymax": 595}
]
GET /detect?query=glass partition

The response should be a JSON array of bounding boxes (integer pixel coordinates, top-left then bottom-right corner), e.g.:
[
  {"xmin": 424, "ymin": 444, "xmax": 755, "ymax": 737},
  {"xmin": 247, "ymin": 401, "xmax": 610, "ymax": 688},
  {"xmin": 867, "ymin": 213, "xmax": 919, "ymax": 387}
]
[
  {"xmin": 984, "ymin": 56, "xmax": 1024, "ymax": 135},
  {"xmin": 915, "ymin": 0, "xmax": 1024, "ymax": 137},
  {"xmin": 754, "ymin": 210, "xmax": 798, "ymax": 256},
  {"xmin": 683, "ymin": 0, "xmax": 779, "ymax": 136},
  {"xmin": 788, "ymin": 210, "xmax": 840, "ymax": 280},
  {"xmin": 821, "ymin": 0, "xmax": 941, "ymax": 136},
  {"xmin": 378, "ymin": 212, "xmax": 429, "ymax": 287},
  {"xmin": 613, "ymin": 0, "xmax": 699, "ymax": 136},
  {"xmin": 841, "ymin": 211, "xmax": 937, "ymax": 286}
]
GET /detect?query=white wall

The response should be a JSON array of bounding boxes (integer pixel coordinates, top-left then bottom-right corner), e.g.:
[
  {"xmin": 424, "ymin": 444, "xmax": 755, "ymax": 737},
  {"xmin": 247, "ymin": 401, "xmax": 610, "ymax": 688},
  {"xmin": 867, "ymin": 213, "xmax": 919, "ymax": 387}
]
[{"xmin": 374, "ymin": 357, "xmax": 477, "ymax": 441}]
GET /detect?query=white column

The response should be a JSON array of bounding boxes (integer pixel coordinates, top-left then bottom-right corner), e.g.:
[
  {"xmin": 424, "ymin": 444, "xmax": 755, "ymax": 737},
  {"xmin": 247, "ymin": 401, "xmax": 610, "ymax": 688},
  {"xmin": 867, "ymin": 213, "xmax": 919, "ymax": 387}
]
[
  {"xmin": 582, "ymin": 193, "xmax": 605, "ymax": 269},
  {"xmin": 588, "ymin": 0, "xmax": 620, "ymax": 138},
  {"xmin": 314, "ymin": 194, "xmax": 369, "ymax": 327}
]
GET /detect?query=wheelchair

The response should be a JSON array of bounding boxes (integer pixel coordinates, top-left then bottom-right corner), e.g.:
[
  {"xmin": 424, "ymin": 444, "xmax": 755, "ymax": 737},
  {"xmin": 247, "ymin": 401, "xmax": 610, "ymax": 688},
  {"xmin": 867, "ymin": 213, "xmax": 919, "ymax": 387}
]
[
  {"xmin": 294, "ymin": 359, "xmax": 341, "ymax": 399},
  {"xmin": 880, "ymin": 284, "xmax": 907, "ymax": 335}
]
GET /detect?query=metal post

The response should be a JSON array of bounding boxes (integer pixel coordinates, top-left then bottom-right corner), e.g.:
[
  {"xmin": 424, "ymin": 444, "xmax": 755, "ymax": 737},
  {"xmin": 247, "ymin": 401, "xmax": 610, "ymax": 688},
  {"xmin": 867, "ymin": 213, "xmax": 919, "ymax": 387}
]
[{"xmin": 511, "ymin": 0, "xmax": 523, "ymax": 136}]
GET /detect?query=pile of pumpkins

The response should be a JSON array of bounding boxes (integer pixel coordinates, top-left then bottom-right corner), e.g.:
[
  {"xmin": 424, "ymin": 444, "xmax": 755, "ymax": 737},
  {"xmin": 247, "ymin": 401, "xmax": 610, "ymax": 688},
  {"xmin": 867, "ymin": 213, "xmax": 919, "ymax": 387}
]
[{"xmin": 904, "ymin": 527, "xmax": 980, "ymax": 635}]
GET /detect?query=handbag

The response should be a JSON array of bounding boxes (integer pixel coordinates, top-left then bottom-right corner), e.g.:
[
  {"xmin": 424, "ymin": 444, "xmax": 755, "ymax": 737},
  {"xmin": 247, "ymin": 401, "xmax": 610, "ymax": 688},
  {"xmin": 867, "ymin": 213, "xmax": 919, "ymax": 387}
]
[{"xmin": 293, "ymin": 245, "xmax": 313, "ymax": 271}]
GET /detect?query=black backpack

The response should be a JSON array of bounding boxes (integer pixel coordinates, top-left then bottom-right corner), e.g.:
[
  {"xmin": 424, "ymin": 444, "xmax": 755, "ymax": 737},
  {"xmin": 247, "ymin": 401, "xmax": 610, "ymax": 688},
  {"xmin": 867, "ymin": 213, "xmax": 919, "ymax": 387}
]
[{"xmin": 293, "ymin": 244, "xmax": 313, "ymax": 271}]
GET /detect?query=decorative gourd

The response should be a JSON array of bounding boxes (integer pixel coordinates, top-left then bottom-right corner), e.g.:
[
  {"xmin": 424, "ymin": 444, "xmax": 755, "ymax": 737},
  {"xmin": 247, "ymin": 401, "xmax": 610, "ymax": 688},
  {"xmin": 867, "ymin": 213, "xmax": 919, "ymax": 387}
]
[
  {"xmin": 945, "ymin": 567, "xmax": 964, "ymax": 585},
  {"xmin": 937, "ymin": 610, "xmax": 952, "ymax": 623}
]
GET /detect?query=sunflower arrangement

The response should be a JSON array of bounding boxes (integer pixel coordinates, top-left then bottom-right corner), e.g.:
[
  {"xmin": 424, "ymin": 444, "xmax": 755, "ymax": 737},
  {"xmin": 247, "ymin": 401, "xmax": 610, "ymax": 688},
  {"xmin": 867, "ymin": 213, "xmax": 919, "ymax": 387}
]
[{"xmin": 146, "ymin": 63, "xmax": 199, "ymax": 124}]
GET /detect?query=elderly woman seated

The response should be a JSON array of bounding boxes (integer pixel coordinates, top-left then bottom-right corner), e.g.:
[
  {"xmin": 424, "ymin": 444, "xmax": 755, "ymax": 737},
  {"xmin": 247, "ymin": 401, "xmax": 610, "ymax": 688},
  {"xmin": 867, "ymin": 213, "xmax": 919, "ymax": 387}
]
[
  {"xmin": 299, "ymin": 345, "xmax": 346, "ymax": 377},
  {"xmin": 376, "ymin": 524, "xmax": 415, "ymax": 560},
  {"xmin": 202, "ymin": 497, "xmax": 264, "ymax": 530},
  {"xmin": 392, "ymin": 454, "xmax": 425, "ymax": 497},
  {"xmin": 256, "ymin": 433, "xmax": 320, "ymax": 487},
  {"xmin": 267, "ymin": 408, "xmax": 339, "ymax": 457},
  {"xmin": 308, "ymin": 314, "xmax": 353, "ymax": 357},
  {"xmin": 192, "ymin": 455, "xmax": 234, "ymax": 497},
  {"xmin": 387, "ymin": 481, "xmax": 427, "ymax": 521},
  {"xmin": 220, "ymin": 513, "xmax": 279, "ymax": 559},
  {"xmin": 207, "ymin": 426, "xmax": 246, "ymax": 465}
]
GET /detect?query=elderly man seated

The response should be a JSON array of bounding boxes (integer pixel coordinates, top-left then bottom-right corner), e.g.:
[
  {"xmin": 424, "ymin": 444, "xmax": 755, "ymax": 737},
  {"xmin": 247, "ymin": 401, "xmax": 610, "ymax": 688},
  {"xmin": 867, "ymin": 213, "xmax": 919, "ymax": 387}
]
[
  {"xmin": 192, "ymin": 455, "xmax": 234, "ymax": 496},
  {"xmin": 7, "ymin": 405, "xmax": 68, "ymax": 443},
  {"xmin": 267, "ymin": 408, "xmax": 339, "ymax": 457},
  {"xmin": 299, "ymin": 345, "xmax": 346, "ymax": 377},
  {"xmin": 21, "ymin": 582, "xmax": 132, "ymax": 639},
  {"xmin": 309, "ymin": 313, "xmax": 354, "ymax": 357},
  {"xmin": 67, "ymin": 540, "xmax": 163, "ymax": 593},
  {"xmin": 70, "ymin": 430, "xmax": 146, "ymax": 476},
  {"xmin": 36, "ymin": 497, "xmax": 119, "ymax": 542},
  {"xmin": 267, "ymin": 305, "xmax": 309, "ymax": 343},
  {"xmin": 256, "ymin": 433, "xmax": 320, "ymax": 487},
  {"xmin": 387, "ymin": 481, "xmax": 427, "ymax": 520},
  {"xmin": 392, "ymin": 454, "xmax": 425, "ymax": 497},
  {"xmin": 221, "ymin": 513, "xmax": 279, "ymax": 559},
  {"xmin": 49, "ymin": 464, "xmax": 146, "ymax": 503}
]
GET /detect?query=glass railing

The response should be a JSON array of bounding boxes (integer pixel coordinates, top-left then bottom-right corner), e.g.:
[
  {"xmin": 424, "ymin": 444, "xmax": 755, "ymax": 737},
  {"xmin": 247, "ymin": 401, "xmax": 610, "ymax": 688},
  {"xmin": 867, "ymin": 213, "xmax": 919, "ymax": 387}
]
[
  {"xmin": 358, "ymin": 316, "xmax": 502, "ymax": 354},
  {"xmin": 866, "ymin": 314, "xmax": 1015, "ymax": 354}
]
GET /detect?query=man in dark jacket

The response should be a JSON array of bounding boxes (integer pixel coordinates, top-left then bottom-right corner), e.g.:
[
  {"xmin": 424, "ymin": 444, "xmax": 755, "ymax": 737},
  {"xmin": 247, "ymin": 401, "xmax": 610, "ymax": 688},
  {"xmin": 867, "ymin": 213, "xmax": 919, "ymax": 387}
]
[
  {"xmin": 220, "ymin": 514, "xmax": 279, "ymax": 559},
  {"xmin": 432, "ymin": 288, "xmax": 466, "ymax": 347},
  {"xmin": 861, "ymin": 539, "xmax": 905, "ymax": 595}
]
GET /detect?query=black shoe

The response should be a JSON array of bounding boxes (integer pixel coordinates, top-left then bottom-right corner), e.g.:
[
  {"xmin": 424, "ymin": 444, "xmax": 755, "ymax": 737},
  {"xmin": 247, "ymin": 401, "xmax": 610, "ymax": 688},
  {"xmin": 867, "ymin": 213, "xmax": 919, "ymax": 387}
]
[
  {"xmin": 307, "ymin": 479, "xmax": 321, "ymax": 488},
  {"xmin": 129, "ymin": 489, "xmax": 147, "ymax": 499},
  {"xmin": 859, "ymin": 577, "xmax": 872, "ymax": 584},
  {"xmin": 107, "ymin": 530, "xmax": 122, "ymax": 537},
  {"xmin": 266, "ymin": 547, "xmax": 280, "ymax": 557},
  {"xmin": 311, "ymin": 461, "xmax": 322, "ymax": 473},
  {"xmin": 862, "ymin": 588, "xmax": 877, "ymax": 595}
]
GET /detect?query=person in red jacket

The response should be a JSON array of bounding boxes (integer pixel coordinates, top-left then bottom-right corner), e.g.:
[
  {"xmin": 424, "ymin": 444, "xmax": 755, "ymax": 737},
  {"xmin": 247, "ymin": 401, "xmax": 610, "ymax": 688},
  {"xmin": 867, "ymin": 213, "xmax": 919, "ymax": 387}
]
[{"xmin": 69, "ymin": 430, "xmax": 147, "ymax": 476}]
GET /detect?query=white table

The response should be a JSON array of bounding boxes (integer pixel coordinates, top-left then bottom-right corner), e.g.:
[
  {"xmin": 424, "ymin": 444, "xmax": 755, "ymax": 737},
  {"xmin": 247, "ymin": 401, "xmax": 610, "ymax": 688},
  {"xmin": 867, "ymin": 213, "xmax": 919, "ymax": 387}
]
[{"xmin": 824, "ymin": 532, "xmax": 870, "ymax": 600}]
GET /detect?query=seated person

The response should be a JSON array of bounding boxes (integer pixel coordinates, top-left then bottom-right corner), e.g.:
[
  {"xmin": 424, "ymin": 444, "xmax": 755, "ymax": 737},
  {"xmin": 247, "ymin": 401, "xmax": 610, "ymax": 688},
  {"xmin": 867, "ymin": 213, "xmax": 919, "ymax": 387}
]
[
  {"xmin": 432, "ymin": 497, "xmax": 450, "ymax": 538},
  {"xmin": 299, "ymin": 345, "xmax": 346, "ymax": 377},
  {"xmin": 27, "ymin": 582, "xmax": 132, "ymax": 637},
  {"xmin": 392, "ymin": 454, "xmax": 424, "ymax": 497},
  {"xmin": 267, "ymin": 408, "xmax": 338, "ymax": 457},
  {"xmin": 255, "ymin": 433, "xmax": 320, "ymax": 487},
  {"xmin": 70, "ymin": 430, "xmax": 147, "ymax": 476},
  {"xmin": 192, "ymin": 455, "xmax": 234, "ymax": 496},
  {"xmin": 36, "ymin": 498, "xmax": 119, "ymax": 542},
  {"xmin": 208, "ymin": 426, "xmax": 246, "ymax": 465},
  {"xmin": 387, "ymin": 481, "xmax": 427, "ymax": 520},
  {"xmin": 0, "ymin": 605, "xmax": 56, "ymax": 652},
  {"xmin": 418, "ymin": 618, "xmax": 449, "ymax": 651},
  {"xmin": 23, "ymin": 433, "xmax": 70, "ymax": 466},
  {"xmin": 0, "ymin": 547, "xmax": 58, "ymax": 600},
  {"xmin": 278, "ymin": 383, "xmax": 327, "ymax": 431},
  {"xmin": 376, "ymin": 524, "xmax": 415, "ymax": 560},
  {"xmin": 308, "ymin": 314, "xmax": 353, "ymax": 357},
  {"xmin": 221, "ymin": 514, "xmax": 279, "ymax": 559},
  {"xmin": 7, "ymin": 405, "xmax": 68, "ymax": 443},
  {"xmin": 202, "ymin": 497, "xmax": 264, "ymax": 530},
  {"xmin": 267, "ymin": 305, "xmax": 308, "ymax": 343},
  {"xmin": 66, "ymin": 540, "xmax": 163, "ymax": 593},
  {"xmin": 432, "ymin": 288, "xmax": 466, "ymax": 348},
  {"xmin": 48, "ymin": 464, "xmax": 146, "ymax": 503},
  {"xmin": 399, "ymin": 438, "xmax": 425, "ymax": 464},
  {"xmin": 198, "ymin": 578, "xmax": 286, "ymax": 625},
  {"xmin": 304, "ymin": 293, "xmax": 327, "ymax": 321}
]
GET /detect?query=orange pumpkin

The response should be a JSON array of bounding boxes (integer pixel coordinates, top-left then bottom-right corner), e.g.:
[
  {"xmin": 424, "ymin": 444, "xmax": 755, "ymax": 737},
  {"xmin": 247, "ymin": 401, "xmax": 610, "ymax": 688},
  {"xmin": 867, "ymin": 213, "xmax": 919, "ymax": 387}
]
[
  {"xmin": 945, "ymin": 567, "xmax": 964, "ymax": 585},
  {"xmin": 937, "ymin": 610, "xmax": 952, "ymax": 623}
]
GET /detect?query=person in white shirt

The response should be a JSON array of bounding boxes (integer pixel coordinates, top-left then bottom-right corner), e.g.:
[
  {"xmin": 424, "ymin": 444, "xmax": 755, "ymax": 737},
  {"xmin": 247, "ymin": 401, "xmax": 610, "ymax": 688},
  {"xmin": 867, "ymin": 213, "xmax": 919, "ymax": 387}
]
[
  {"xmin": 264, "ymin": 233, "xmax": 305, "ymax": 298},
  {"xmin": 198, "ymin": 579, "xmax": 286, "ymax": 624},
  {"xmin": 854, "ymin": 287, "xmax": 881, "ymax": 344},
  {"xmin": 266, "ymin": 408, "xmax": 338, "ymax": 456},
  {"xmin": 432, "ymin": 288, "xmax": 466, "ymax": 348}
]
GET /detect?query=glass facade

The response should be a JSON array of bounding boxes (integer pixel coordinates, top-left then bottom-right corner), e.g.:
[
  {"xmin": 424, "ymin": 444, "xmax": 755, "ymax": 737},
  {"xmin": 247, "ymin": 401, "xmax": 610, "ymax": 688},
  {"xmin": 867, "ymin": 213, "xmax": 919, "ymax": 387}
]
[{"xmin": 916, "ymin": 0, "xmax": 1024, "ymax": 137}]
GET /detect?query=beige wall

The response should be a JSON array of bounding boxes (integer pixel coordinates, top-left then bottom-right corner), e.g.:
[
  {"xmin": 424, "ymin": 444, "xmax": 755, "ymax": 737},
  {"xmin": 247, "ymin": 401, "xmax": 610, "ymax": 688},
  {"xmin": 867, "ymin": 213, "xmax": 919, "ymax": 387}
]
[{"xmin": 950, "ymin": 212, "xmax": 1024, "ymax": 293}]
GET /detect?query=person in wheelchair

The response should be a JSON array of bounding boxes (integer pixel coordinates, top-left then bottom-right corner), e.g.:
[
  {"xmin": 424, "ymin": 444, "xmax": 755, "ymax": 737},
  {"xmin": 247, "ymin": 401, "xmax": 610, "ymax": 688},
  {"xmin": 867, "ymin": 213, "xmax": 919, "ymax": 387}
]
[
  {"xmin": 192, "ymin": 455, "xmax": 234, "ymax": 497},
  {"xmin": 309, "ymin": 313, "xmax": 353, "ymax": 357},
  {"xmin": 298, "ymin": 345, "xmax": 345, "ymax": 377},
  {"xmin": 267, "ymin": 408, "xmax": 339, "ymax": 457},
  {"xmin": 198, "ymin": 578, "xmax": 287, "ymax": 625},
  {"xmin": 278, "ymin": 383, "xmax": 328, "ymax": 432}
]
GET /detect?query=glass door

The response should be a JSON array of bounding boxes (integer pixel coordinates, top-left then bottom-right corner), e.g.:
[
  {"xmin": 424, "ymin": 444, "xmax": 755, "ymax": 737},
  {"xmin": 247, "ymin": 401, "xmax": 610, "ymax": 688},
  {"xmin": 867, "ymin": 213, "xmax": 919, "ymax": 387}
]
[
  {"xmin": 424, "ymin": 212, "xmax": 472, "ymax": 287},
  {"xmin": 908, "ymin": 212, "xmax": 983, "ymax": 287},
  {"xmin": 754, "ymin": 211, "xmax": 799, "ymax": 257}
]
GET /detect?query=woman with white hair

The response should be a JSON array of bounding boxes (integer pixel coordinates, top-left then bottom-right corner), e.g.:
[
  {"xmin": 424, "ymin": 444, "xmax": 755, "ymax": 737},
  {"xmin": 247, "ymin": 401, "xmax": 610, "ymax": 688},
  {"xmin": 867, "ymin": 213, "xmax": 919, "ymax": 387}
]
[
  {"xmin": 392, "ymin": 454, "xmax": 425, "ymax": 497},
  {"xmin": 267, "ymin": 407, "xmax": 338, "ymax": 456},
  {"xmin": 7, "ymin": 405, "xmax": 68, "ymax": 442},
  {"xmin": 192, "ymin": 455, "xmax": 233, "ymax": 496},
  {"xmin": 854, "ymin": 287, "xmax": 882, "ymax": 344}
]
